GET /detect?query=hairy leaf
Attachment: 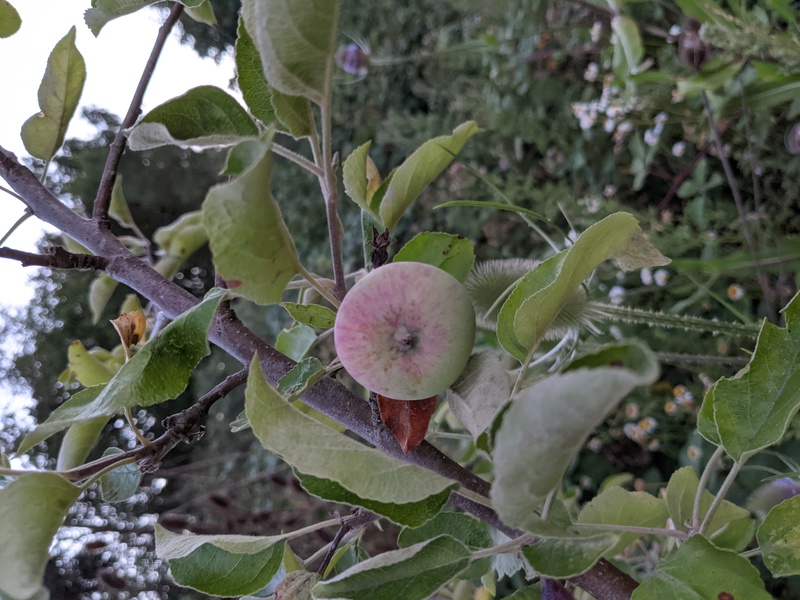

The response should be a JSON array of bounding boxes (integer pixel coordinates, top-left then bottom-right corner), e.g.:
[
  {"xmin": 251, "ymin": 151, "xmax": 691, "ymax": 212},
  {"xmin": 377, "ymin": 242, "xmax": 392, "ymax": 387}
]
[
  {"xmin": 275, "ymin": 323, "xmax": 316, "ymax": 361},
  {"xmin": 245, "ymin": 358, "xmax": 454, "ymax": 504},
  {"xmin": 378, "ymin": 121, "xmax": 481, "ymax": 231},
  {"xmin": 127, "ymin": 86, "xmax": 257, "ymax": 151},
  {"xmin": 398, "ymin": 512, "xmax": 491, "ymax": 551},
  {"xmin": 522, "ymin": 533, "xmax": 618, "ymax": 578},
  {"xmin": 576, "ymin": 486, "xmax": 669, "ymax": 556},
  {"xmin": 758, "ymin": 495, "xmax": 800, "ymax": 577},
  {"xmin": 0, "ymin": 0, "xmax": 21, "ymax": 38},
  {"xmin": 85, "ymin": 0, "xmax": 206, "ymax": 36},
  {"xmin": 296, "ymin": 471, "xmax": 451, "ymax": 528},
  {"xmin": 393, "ymin": 233, "xmax": 475, "ymax": 283},
  {"xmin": 446, "ymin": 352, "xmax": 510, "ymax": 440},
  {"xmin": 280, "ymin": 302, "xmax": 336, "ymax": 329},
  {"xmin": 312, "ymin": 535, "xmax": 471, "ymax": 600},
  {"xmin": 99, "ymin": 447, "xmax": 142, "ymax": 503},
  {"xmin": 664, "ymin": 467, "xmax": 754, "ymax": 551},
  {"xmin": 697, "ymin": 292, "xmax": 800, "ymax": 460},
  {"xmin": 21, "ymin": 27, "xmax": 86, "ymax": 161},
  {"xmin": 632, "ymin": 535, "xmax": 770, "ymax": 599},
  {"xmin": 203, "ymin": 133, "xmax": 301, "ymax": 305},
  {"xmin": 492, "ymin": 368, "xmax": 640, "ymax": 530},
  {"xmin": 18, "ymin": 289, "xmax": 225, "ymax": 453},
  {"xmin": 240, "ymin": 0, "xmax": 339, "ymax": 106},
  {"xmin": 155, "ymin": 525, "xmax": 284, "ymax": 597},
  {"xmin": 235, "ymin": 18, "xmax": 275, "ymax": 125},
  {"xmin": 0, "ymin": 473, "xmax": 82, "ymax": 600}
]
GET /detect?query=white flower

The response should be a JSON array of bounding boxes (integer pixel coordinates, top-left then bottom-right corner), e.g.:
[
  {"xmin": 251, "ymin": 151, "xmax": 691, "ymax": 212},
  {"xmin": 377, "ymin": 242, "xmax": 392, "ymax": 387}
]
[
  {"xmin": 727, "ymin": 284, "xmax": 745, "ymax": 300},
  {"xmin": 672, "ymin": 141, "xmax": 686, "ymax": 157},
  {"xmin": 603, "ymin": 184, "xmax": 617, "ymax": 198},
  {"xmin": 584, "ymin": 62, "xmax": 599, "ymax": 81},
  {"xmin": 654, "ymin": 268, "xmax": 670, "ymax": 286},
  {"xmin": 644, "ymin": 128, "xmax": 660, "ymax": 147},
  {"xmin": 591, "ymin": 21, "xmax": 602, "ymax": 43},
  {"xmin": 609, "ymin": 285, "xmax": 626, "ymax": 305},
  {"xmin": 640, "ymin": 268, "xmax": 653, "ymax": 285}
]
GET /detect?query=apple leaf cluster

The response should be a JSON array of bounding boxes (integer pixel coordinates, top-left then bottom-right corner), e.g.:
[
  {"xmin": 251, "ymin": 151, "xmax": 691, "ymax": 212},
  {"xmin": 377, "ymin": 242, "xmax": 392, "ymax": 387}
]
[{"xmin": 1, "ymin": 1, "xmax": 800, "ymax": 599}]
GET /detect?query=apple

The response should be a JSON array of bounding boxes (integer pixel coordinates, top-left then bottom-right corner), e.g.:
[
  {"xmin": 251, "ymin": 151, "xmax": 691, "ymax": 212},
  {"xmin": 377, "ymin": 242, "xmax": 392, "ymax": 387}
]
[{"xmin": 334, "ymin": 261, "xmax": 476, "ymax": 400}]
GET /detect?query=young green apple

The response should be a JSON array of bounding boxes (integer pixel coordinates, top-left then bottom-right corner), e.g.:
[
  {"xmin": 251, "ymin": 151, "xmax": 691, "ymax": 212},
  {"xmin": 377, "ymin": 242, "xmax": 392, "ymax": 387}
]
[{"xmin": 334, "ymin": 261, "xmax": 476, "ymax": 400}]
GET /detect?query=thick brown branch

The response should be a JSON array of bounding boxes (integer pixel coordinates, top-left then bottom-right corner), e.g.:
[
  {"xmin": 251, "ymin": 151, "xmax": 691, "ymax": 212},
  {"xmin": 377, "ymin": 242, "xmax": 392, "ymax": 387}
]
[
  {"xmin": 0, "ymin": 245, "xmax": 107, "ymax": 270},
  {"xmin": 0, "ymin": 149, "xmax": 639, "ymax": 599},
  {"xmin": 91, "ymin": 3, "xmax": 184, "ymax": 222}
]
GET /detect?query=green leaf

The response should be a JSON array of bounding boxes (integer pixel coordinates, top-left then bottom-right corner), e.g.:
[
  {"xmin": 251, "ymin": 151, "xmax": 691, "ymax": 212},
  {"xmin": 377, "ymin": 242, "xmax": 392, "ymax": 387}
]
[
  {"xmin": 56, "ymin": 417, "xmax": 109, "ymax": 471},
  {"xmin": 99, "ymin": 447, "xmax": 142, "ymax": 503},
  {"xmin": 498, "ymin": 212, "xmax": 670, "ymax": 362},
  {"xmin": 491, "ymin": 368, "xmax": 640, "ymax": 530},
  {"xmin": 271, "ymin": 90, "xmax": 314, "ymax": 139},
  {"xmin": 88, "ymin": 273, "xmax": 119, "ymax": 325},
  {"xmin": 108, "ymin": 174, "xmax": 137, "ymax": 230},
  {"xmin": 632, "ymin": 535, "xmax": 770, "ymax": 600},
  {"xmin": 398, "ymin": 512, "xmax": 491, "ymax": 551},
  {"xmin": 378, "ymin": 121, "xmax": 481, "ymax": 231},
  {"xmin": 203, "ymin": 133, "xmax": 301, "ymax": 305},
  {"xmin": 21, "ymin": 27, "xmax": 86, "ymax": 161},
  {"xmin": 275, "ymin": 323, "xmax": 316, "ymax": 361},
  {"xmin": 664, "ymin": 467, "xmax": 754, "ymax": 551},
  {"xmin": 611, "ymin": 15, "xmax": 643, "ymax": 74},
  {"xmin": 280, "ymin": 302, "xmax": 336, "ymax": 329},
  {"xmin": 698, "ymin": 292, "xmax": 800, "ymax": 461},
  {"xmin": 296, "ymin": 471, "xmax": 451, "ymax": 528},
  {"xmin": 312, "ymin": 535, "xmax": 471, "ymax": 600},
  {"xmin": 155, "ymin": 524, "xmax": 284, "ymax": 597},
  {"xmin": 277, "ymin": 356, "xmax": 326, "ymax": 398},
  {"xmin": 446, "ymin": 352, "xmax": 510, "ymax": 440},
  {"xmin": 757, "ymin": 495, "xmax": 800, "ymax": 577},
  {"xmin": 235, "ymin": 18, "xmax": 276, "ymax": 126},
  {"xmin": 127, "ymin": 86, "xmax": 257, "ymax": 151},
  {"xmin": 221, "ymin": 138, "xmax": 267, "ymax": 176},
  {"xmin": 393, "ymin": 233, "xmax": 475, "ymax": 283},
  {"xmin": 67, "ymin": 340, "xmax": 117, "ymax": 387},
  {"xmin": 677, "ymin": 62, "xmax": 742, "ymax": 96},
  {"xmin": 0, "ymin": 473, "xmax": 82, "ymax": 600},
  {"xmin": 184, "ymin": 1, "xmax": 216, "ymax": 26},
  {"xmin": 245, "ymin": 358, "xmax": 454, "ymax": 504},
  {"xmin": 0, "ymin": 0, "xmax": 21, "ymax": 38},
  {"xmin": 343, "ymin": 140, "xmax": 377, "ymax": 216},
  {"xmin": 85, "ymin": 0, "xmax": 206, "ymax": 36},
  {"xmin": 576, "ymin": 486, "xmax": 669, "ymax": 556},
  {"xmin": 18, "ymin": 289, "xmax": 226, "ymax": 453},
  {"xmin": 565, "ymin": 340, "xmax": 660, "ymax": 385},
  {"xmin": 522, "ymin": 533, "xmax": 619, "ymax": 578},
  {"xmin": 240, "ymin": 0, "xmax": 339, "ymax": 106}
]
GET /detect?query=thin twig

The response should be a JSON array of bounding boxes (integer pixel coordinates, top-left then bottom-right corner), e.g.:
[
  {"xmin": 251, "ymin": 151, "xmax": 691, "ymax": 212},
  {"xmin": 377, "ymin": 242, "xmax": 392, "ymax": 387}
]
[
  {"xmin": 60, "ymin": 368, "xmax": 248, "ymax": 482},
  {"xmin": 316, "ymin": 509, "xmax": 377, "ymax": 575},
  {"xmin": 0, "ymin": 245, "xmax": 107, "ymax": 270},
  {"xmin": 692, "ymin": 445, "xmax": 725, "ymax": 530},
  {"xmin": 698, "ymin": 459, "xmax": 743, "ymax": 535},
  {"xmin": 701, "ymin": 91, "xmax": 775, "ymax": 321},
  {"xmin": 272, "ymin": 142, "xmax": 324, "ymax": 177},
  {"xmin": 0, "ymin": 184, "xmax": 27, "ymax": 204},
  {"xmin": 91, "ymin": 3, "xmax": 184, "ymax": 222},
  {"xmin": 0, "ymin": 210, "xmax": 33, "ymax": 246}
]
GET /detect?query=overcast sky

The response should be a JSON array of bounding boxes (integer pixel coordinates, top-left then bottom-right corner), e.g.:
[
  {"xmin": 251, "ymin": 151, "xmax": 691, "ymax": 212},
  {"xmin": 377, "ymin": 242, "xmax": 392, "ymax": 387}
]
[{"xmin": 0, "ymin": 1, "xmax": 236, "ymax": 411}]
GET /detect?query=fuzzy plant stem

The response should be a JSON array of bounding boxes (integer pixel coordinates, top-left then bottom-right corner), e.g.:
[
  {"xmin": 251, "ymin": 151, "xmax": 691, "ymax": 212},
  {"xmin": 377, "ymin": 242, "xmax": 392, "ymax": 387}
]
[{"xmin": 588, "ymin": 301, "xmax": 761, "ymax": 338}]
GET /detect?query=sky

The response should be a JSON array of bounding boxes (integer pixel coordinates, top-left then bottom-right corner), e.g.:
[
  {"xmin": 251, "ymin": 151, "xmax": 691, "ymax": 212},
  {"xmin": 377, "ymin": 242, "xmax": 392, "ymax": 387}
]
[{"xmin": 0, "ymin": 1, "xmax": 236, "ymax": 417}]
